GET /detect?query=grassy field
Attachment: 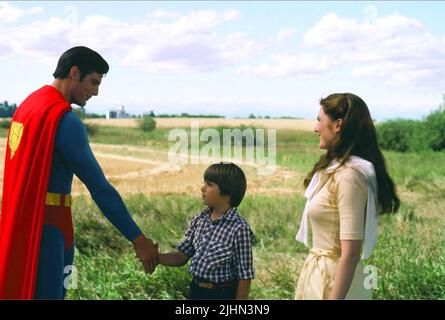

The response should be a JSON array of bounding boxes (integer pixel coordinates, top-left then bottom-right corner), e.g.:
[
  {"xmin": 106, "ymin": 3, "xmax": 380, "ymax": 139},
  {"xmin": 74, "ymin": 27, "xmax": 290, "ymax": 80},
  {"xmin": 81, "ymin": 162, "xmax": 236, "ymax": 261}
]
[
  {"xmin": 1, "ymin": 121, "xmax": 444, "ymax": 299},
  {"xmin": 84, "ymin": 117, "xmax": 317, "ymax": 131}
]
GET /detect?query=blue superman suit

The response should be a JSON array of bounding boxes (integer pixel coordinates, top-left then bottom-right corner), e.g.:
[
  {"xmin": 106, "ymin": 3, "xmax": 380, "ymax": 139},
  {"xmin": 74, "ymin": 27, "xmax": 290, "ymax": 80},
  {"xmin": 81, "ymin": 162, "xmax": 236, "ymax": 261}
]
[{"xmin": 34, "ymin": 111, "xmax": 142, "ymax": 299}]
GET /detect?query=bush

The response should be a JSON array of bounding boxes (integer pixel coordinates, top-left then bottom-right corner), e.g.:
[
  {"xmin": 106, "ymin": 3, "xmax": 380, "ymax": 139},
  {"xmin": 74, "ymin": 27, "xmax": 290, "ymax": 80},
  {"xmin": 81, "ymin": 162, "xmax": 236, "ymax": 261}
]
[
  {"xmin": 73, "ymin": 107, "xmax": 86, "ymax": 120},
  {"xmin": 424, "ymin": 107, "xmax": 445, "ymax": 151},
  {"xmin": 138, "ymin": 116, "xmax": 156, "ymax": 132},
  {"xmin": 377, "ymin": 119, "xmax": 424, "ymax": 152},
  {"xmin": 377, "ymin": 105, "xmax": 445, "ymax": 152},
  {"xmin": 0, "ymin": 119, "xmax": 11, "ymax": 129},
  {"xmin": 83, "ymin": 123, "xmax": 99, "ymax": 137}
]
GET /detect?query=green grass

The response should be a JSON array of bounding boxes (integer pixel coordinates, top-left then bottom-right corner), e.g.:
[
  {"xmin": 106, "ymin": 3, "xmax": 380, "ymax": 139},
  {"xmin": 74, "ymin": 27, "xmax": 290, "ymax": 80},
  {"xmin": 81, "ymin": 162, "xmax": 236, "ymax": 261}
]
[
  {"xmin": 67, "ymin": 192, "xmax": 444, "ymax": 300},
  {"xmin": 65, "ymin": 126, "xmax": 445, "ymax": 299},
  {"xmin": 68, "ymin": 194, "xmax": 307, "ymax": 300},
  {"xmin": 370, "ymin": 207, "xmax": 445, "ymax": 299},
  {"xmin": 3, "ymin": 122, "xmax": 442, "ymax": 299},
  {"xmin": 384, "ymin": 150, "xmax": 445, "ymax": 189},
  {"xmin": 87, "ymin": 126, "xmax": 172, "ymax": 149}
]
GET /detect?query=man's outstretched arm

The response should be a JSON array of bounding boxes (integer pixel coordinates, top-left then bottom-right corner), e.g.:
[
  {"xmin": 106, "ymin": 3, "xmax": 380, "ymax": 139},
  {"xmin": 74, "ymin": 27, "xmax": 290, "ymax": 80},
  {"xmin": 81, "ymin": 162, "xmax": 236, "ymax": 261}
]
[{"xmin": 55, "ymin": 111, "xmax": 158, "ymax": 273}]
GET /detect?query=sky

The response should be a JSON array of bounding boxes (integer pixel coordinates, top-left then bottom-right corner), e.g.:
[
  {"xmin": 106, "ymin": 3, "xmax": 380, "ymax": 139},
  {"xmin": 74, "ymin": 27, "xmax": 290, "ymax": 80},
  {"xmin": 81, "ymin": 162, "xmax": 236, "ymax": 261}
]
[{"xmin": 0, "ymin": 1, "xmax": 444, "ymax": 120}]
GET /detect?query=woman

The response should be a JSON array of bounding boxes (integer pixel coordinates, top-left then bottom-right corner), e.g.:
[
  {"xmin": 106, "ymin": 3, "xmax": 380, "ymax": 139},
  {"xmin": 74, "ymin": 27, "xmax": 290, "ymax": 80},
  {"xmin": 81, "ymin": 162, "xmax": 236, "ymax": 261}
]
[{"xmin": 294, "ymin": 93, "xmax": 400, "ymax": 299}]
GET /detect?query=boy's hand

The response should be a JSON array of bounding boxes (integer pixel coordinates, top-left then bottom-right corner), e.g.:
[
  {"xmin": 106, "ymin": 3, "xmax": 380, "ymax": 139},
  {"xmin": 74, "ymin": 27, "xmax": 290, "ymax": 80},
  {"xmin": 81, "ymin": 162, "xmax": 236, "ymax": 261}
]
[
  {"xmin": 236, "ymin": 279, "xmax": 251, "ymax": 299},
  {"xmin": 132, "ymin": 234, "xmax": 159, "ymax": 274}
]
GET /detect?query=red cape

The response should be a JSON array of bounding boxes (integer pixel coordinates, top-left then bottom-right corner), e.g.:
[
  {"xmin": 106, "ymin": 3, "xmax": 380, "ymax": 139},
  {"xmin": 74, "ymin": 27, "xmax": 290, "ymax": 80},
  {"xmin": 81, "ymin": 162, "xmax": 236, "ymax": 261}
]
[{"xmin": 0, "ymin": 85, "xmax": 71, "ymax": 299}]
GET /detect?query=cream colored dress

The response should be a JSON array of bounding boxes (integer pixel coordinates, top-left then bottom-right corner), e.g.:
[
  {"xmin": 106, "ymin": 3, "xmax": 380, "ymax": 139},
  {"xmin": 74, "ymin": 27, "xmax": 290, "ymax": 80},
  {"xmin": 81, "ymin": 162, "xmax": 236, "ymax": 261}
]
[{"xmin": 294, "ymin": 164, "xmax": 373, "ymax": 300}]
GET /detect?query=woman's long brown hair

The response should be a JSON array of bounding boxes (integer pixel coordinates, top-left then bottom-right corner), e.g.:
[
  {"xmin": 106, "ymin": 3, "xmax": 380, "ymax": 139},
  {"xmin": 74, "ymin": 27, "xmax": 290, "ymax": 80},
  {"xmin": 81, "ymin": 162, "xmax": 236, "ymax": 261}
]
[{"xmin": 304, "ymin": 93, "xmax": 400, "ymax": 214}]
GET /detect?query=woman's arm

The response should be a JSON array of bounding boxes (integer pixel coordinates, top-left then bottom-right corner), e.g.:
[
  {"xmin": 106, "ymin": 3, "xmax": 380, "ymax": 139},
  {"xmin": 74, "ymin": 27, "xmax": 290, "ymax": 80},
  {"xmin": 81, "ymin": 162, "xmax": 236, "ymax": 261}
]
[
  {"xmin": 236, "ymin": 279, "xmax": 251, "ymax": 299},
  {"xmin": 331, "ymin": 168, "xmax": 368, "ymax": 299},
  {"xmin": 328, "ymin": 239, "xmax": 362, "ymax": 299},
  {"xmin": 158, "ymin": 251, "xmax": 190, "ymax": 267}
]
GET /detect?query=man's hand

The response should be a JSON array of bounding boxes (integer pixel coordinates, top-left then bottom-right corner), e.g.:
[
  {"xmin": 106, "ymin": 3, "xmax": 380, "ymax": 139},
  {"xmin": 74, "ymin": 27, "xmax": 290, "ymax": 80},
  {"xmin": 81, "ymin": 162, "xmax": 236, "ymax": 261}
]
[{"xmin": 132, "ymin": 234, "xmax": 159, "ymax": 274}]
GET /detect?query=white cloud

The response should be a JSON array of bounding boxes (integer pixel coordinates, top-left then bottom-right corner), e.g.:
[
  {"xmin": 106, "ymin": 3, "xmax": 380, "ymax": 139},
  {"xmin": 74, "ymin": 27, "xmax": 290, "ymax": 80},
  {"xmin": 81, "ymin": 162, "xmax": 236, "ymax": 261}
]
[
  {"xmin": 28, "ymin": 6, "xmax": 44, "ymax": 15},
  {"xmin": 0, "ymin": 2, "xmax": 24, "ymax": 23},
  {"xmin": 303, "ymin": 12, "xmax": 364, "ymax": 49},
  {"xmin": 237, "ymin": 53, "xmax": 334, "ymax": 78},
  {"xmin": 149, "ymin": 9, "xmax": 181, "ymax": 19},
  {"xmin": 167, "ymin": 10, "xmax": 240, "ymax": 35},
  {"xmin": 238, "ymin": 12, "xmax": 445, "ymax": 89},
  {"xmin": 120, "ymin": 30, "xmax": 261, "ymax": 73},
  {"xmin": 78, "ymin": 10, "xmax": 257, "ymax": 73},
  {"xmin": 302, "ymin": 12, "xmax": 445, "ymax": 87},
  {"xmin": 3, "ymin": 7, "xmax": 443, "ymax": 91},
  {"xmin": 275, "ymin": 27, "xmax": 298, "ymax": 44},
  {"xmin": 0, "ymin": 43, "xmax": 12, "ymax": 56},
  {"xmin": 1, "ymin": 17, "xmax": 72, "ymax": 58},
  {"xmin": 351, "ymin": 61, "xmax": 444, "ymax": 88},
  {"xmin": 222, "ymin": 9, "xmax": 241, "ymax": 21},
  {"xmin": 0, "ymin": 9, "xmax": 258, "ymax": 72},
  {"xmin": 366, "ymin": 94, "xmax": 444, "ymax": 120}
]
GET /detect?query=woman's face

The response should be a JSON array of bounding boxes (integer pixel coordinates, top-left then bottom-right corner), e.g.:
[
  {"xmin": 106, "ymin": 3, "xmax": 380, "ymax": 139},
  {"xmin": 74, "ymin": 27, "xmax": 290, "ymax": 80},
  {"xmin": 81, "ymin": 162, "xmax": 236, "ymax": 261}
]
[{"xmin": 314, "ymin": 106, "xmax": 341, "ymax": 150}]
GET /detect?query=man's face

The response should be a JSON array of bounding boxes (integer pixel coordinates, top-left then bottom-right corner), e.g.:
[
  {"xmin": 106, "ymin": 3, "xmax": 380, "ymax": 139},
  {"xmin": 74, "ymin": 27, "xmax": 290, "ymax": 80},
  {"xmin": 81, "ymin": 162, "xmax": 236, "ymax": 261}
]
[{"xmin": 71, "ymin": 71, "xmax": 103, "ymax": 107}]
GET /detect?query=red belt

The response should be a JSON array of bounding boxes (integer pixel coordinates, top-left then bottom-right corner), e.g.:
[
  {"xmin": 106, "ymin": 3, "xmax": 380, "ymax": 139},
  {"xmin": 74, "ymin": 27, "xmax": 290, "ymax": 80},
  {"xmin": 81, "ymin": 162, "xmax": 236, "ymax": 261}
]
[{"xmin": 43, "ymin": 193, "xmax": 74, "ymax": 251}]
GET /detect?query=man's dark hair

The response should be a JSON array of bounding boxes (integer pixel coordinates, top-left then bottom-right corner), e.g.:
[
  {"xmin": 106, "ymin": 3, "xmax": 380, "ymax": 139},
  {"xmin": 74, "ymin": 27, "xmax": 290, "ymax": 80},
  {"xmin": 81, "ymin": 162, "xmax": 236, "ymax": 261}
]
[
  {"xmin": 53, "ymin": 46, "xmax": 109, "ymax": 81},
  {"xmin": 204, "ymin": 162, "xmax": 247, "ymax": 207}
]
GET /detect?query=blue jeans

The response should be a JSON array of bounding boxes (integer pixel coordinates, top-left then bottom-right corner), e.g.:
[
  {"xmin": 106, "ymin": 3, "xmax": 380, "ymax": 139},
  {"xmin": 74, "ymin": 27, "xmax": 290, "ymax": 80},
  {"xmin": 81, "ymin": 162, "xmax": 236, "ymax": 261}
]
[{"xmin": 189, "ymin": 281, "xmax": 238, "ymax": 300}]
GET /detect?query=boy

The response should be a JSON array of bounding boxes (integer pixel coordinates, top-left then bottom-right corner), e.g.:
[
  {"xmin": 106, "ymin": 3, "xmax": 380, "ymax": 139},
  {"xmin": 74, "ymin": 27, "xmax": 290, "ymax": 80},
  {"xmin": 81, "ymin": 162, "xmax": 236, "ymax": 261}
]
[{"xmin": 157, "ymin": 162, "xmax": 255, "ymax": 299}]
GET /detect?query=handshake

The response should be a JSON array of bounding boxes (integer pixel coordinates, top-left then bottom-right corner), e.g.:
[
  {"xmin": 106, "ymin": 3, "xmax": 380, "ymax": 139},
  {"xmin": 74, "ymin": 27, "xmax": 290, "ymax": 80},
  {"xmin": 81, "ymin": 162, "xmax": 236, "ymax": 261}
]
[{"xmin": 132, "ymin": 234, "xmax": 159, "ymax": 274}]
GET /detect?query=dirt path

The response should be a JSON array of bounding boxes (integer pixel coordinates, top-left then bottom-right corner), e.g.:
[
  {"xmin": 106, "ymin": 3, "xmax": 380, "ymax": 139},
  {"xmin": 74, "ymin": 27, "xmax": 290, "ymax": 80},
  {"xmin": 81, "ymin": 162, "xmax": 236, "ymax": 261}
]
[
  {"xmin": 1, "ymin": 138, "xmax": 443, "ymax": 224},
  {"xmin": 0, "ymin": 138, "xmax": 303, "ymax": 198}
]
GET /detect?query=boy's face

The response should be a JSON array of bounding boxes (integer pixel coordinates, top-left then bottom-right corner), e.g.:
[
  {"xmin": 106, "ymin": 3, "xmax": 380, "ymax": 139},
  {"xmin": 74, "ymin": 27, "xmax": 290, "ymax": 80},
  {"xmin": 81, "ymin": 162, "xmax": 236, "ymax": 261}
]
[{"xmin": 201, "ymin": 180, "xmax": 230, "ymax": 208}]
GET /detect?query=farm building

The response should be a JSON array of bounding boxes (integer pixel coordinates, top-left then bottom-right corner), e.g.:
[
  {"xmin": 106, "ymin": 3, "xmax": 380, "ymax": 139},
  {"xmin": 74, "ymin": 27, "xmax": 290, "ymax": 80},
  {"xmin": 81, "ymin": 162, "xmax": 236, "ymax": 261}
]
[{"xmin": 106, "ymin": 105, "xmax": 130, "ymax": 119}]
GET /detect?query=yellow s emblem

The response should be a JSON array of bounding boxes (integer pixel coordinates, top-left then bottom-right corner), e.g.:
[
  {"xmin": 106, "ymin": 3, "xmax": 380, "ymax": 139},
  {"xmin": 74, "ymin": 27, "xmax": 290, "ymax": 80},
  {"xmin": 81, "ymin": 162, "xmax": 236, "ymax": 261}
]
[{"xmin": 9, "ymin": 121, "xmax": 24, "ymax": 160}]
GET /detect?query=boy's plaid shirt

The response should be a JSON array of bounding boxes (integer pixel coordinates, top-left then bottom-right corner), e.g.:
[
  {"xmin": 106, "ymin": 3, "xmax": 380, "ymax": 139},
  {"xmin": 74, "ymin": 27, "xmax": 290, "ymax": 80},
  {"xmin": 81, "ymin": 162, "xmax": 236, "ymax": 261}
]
[{"xmin": 176, "ymin": 207, "xmax": 255, "ymax": 284}]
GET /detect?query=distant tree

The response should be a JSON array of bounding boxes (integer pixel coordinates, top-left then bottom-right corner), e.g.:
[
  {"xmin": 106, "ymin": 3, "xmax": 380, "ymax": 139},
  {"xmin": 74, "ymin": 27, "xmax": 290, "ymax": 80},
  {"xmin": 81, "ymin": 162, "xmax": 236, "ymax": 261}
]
[
  {"xmin": 84, "ymin": 123, "xmax": 99, "ymax": 137},
  {"xmin": 73, "ymin": 107, "xmax": 86, "ymax": 119},
  {"xmin": 424, "ymin": 102, "xmax": 445, "ymax": 151},
  {"xmin": 248, "ymin": 114, "xmax": 256, "ymax": 119},
  {"xmin": 138, "ymin": 115, "xmax": 156, "ymax": 132},
  {"xmin": 0, "ymin": 100, "xmax": 17, "ymax": 118}
]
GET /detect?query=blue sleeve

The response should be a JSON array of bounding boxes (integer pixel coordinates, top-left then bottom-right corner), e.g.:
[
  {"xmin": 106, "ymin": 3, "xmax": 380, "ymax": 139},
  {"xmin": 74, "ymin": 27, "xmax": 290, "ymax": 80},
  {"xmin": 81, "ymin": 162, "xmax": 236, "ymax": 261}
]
[{"xmin": 55, "ymin": 112, "xmax": 142, "ymax": 241}]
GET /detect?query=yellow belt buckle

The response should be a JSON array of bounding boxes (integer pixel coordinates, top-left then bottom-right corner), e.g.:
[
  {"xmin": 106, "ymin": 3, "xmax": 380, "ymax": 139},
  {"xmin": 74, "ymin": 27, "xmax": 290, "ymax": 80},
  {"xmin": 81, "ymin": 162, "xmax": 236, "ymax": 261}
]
[
  {"xmin": 64, "ymin": 195, "xmax": 72, "ymax": 207},
  {"xmin": 45, "ymin": 192, "xmax": 60, "ymax": 206},
  {"xmin": 45, "ymin": 192, "xmax": 72, "ymax": 207}
]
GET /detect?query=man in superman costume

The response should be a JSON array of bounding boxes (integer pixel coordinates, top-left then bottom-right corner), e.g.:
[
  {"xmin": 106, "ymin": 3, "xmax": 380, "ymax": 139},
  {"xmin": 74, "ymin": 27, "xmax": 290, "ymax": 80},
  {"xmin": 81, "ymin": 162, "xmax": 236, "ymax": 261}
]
[{"xmin": 0, "ymin": 46, "xmax": 159, "ymax": 299}]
